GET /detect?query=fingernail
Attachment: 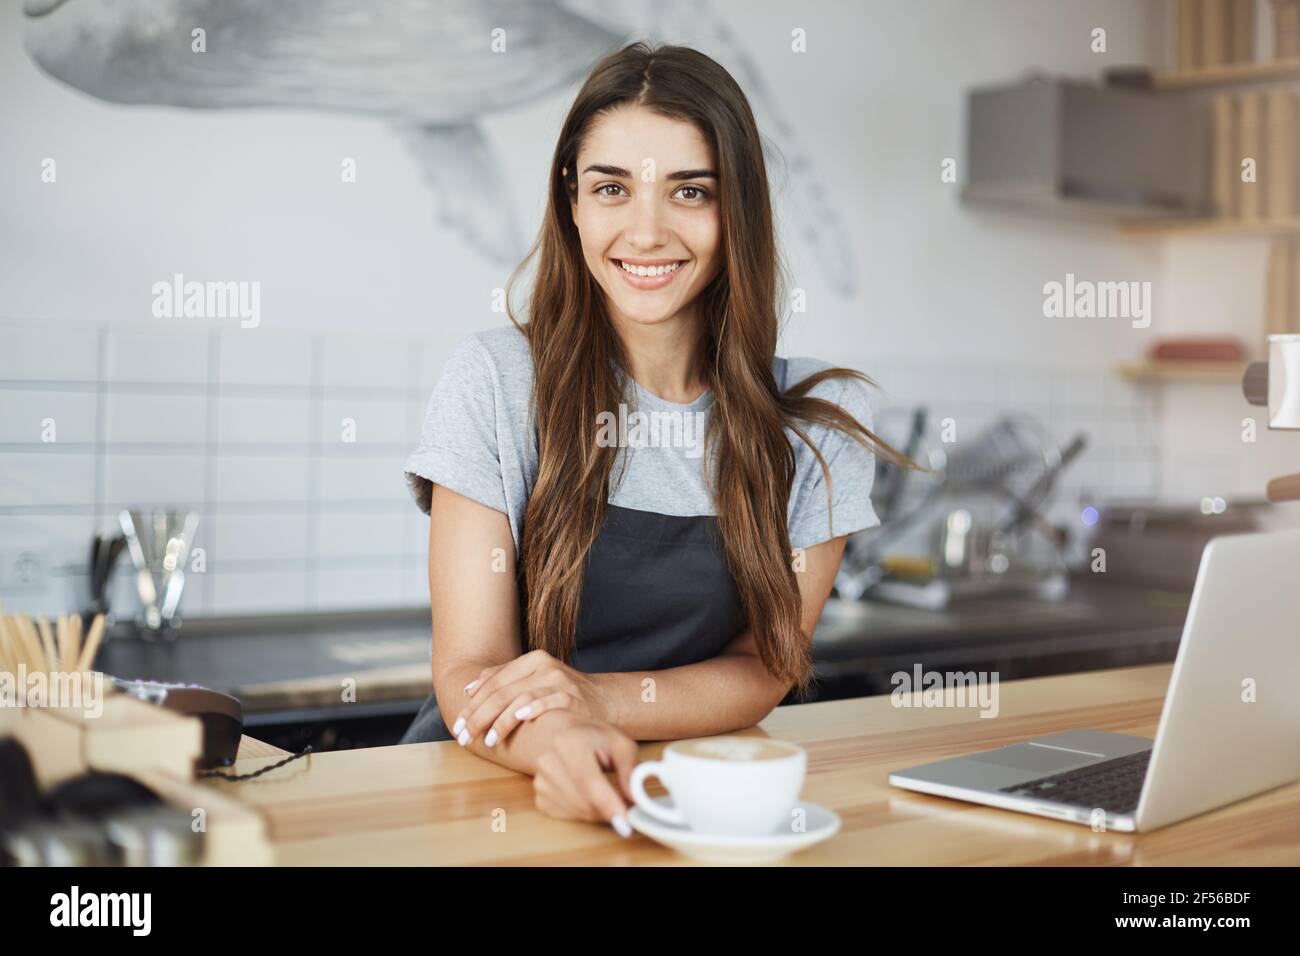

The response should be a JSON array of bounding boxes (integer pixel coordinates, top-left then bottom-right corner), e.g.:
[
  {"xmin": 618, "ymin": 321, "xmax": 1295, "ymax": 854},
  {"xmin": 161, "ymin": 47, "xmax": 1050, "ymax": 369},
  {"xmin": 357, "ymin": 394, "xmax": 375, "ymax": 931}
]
[
  {"xmin": 457, "ymin": 728, "xmax": 470, "ymax": 746},
  {"xmin": 464, "ymin": 680, "xmax": 480, "ymax": 694},
  {"xmin": 484, "ymin": 728, "xmax": 498, "ymax": 747},
  {"xmin": 452, "ymin": 716, "xmax": 466, "ymax": 736},
  {"xmin": 514, "ymin": 705, "xmax": 532, "ymax": 720},
  {"xmin": 611, "ymin": 815, "xmax": 632, "ymax": 838}
]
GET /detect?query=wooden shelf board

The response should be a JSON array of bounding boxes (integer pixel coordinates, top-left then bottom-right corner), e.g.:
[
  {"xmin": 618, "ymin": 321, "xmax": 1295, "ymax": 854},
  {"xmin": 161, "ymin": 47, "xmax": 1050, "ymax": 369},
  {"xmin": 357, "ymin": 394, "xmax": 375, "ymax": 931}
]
[
  {"xmin": 1153, "ymin": 58, "xmax": 1300, "ymax": 90},
  {"xmin": 1118, "ymin": 217, "xmax": 1300, "ymax": 239},
  {"xmin": 1114, "ymin": 360, "xmax": 1248, "ymax": 383}
]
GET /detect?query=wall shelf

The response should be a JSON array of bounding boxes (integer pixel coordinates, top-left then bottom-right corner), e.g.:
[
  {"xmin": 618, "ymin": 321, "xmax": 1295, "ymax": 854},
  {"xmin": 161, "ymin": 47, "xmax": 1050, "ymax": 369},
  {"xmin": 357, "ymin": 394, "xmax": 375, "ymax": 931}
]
[
  {"xmin": 1114, "ymin": 360, "xmax": 1248, "ymax": 383},
  {"xmin": 1152, "ymin": 57, "xmax": 1300, "ymax": 91},
  {"xmin": 1118, "ymin": 216, "xmax": 1300, "ymax": 239}
]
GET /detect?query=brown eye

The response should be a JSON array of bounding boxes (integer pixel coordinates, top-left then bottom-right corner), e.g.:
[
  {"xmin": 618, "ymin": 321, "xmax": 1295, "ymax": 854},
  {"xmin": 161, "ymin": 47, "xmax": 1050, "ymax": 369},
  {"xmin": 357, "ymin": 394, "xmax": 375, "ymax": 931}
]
[
  {"xmin": 675, "ymin": 185, "xmax": 710, "ymax": 202},
  {"xmin": 595, "ymin": 183, "xmax": 626, "ymax": 198}
]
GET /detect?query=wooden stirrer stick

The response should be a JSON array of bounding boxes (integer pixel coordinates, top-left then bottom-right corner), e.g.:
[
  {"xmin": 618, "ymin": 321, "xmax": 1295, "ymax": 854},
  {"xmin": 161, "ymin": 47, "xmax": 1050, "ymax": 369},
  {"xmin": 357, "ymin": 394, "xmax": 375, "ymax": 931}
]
[
  {"xmin": 36, "ymin": 616, "xmax": 58, "ymax": 670},
  {"xmin": 76, "ymin": 614, "xmax": 106, "ymax": 673}
]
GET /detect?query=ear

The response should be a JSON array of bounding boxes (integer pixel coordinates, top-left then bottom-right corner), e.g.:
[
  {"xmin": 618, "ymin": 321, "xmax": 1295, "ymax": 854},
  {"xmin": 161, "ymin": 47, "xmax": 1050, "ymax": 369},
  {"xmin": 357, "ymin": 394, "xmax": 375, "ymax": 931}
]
[{"xmin": 562, "ymin": 165, "xmax": 575, "ymax": 215}]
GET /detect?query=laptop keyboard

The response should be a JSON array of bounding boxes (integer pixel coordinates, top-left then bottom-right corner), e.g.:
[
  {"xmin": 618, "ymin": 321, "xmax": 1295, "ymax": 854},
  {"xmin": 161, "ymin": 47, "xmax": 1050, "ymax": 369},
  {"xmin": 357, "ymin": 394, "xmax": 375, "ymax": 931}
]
[{"xmin": 997, "ymin": 749, "xmax": 1152, "ymax": 815}]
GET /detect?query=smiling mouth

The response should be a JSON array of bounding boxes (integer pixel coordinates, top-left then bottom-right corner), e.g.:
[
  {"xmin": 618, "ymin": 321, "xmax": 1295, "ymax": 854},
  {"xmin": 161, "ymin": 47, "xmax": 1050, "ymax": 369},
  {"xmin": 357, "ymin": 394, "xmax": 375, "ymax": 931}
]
[
  {"xmin": 611, "ymin": 257, "xmax": 686, "ymax": 277},
  {"xmin": 611, "ymin": 258, "xmax": 689, "ymax": 289}
]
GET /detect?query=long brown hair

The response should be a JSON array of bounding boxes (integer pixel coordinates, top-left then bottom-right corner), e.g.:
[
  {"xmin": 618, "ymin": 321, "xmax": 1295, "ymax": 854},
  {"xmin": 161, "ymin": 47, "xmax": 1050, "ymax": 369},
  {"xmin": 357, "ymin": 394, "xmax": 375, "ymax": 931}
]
[{"xmin": 506, "ymin": 42, "xmax": 911, "ymax": 695}]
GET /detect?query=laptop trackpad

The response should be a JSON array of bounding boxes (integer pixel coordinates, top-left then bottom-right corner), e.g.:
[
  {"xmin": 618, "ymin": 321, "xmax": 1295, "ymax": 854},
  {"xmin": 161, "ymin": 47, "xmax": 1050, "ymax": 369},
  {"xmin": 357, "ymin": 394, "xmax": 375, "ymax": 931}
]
[{"xmin": 974, "ymin": 744, "xmax": 1097, "ymax": 775}]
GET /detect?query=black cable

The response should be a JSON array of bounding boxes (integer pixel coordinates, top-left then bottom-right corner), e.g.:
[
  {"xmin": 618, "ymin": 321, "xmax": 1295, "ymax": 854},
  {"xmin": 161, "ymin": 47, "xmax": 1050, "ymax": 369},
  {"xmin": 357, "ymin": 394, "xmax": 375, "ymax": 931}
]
[{"xmin": 198, "ymin": 745, "xmax": 313, "ymax": 781}]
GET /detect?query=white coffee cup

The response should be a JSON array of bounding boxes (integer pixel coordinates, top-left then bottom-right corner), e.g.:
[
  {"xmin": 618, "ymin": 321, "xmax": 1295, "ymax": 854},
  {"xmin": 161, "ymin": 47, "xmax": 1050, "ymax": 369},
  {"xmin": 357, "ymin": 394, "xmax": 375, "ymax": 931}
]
[{"xmin": 629, "ymin": 736, "xmax": 807, "ymax": 836}]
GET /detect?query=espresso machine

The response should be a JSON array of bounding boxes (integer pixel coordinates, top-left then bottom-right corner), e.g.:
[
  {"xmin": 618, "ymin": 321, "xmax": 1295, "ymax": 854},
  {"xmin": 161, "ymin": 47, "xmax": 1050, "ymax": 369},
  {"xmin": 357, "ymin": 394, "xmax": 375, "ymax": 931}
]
[{"xmin": 1244, "ymin": 334, "xmax": 1300, "ymax": 500}]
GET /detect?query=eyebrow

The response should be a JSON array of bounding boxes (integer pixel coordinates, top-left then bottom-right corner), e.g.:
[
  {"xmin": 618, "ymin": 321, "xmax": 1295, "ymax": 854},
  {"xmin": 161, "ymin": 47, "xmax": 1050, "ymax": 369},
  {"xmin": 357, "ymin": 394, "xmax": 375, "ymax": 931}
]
[{"xmin": 581, "ymin": 163, "xmax": 718, "ymax": 181}]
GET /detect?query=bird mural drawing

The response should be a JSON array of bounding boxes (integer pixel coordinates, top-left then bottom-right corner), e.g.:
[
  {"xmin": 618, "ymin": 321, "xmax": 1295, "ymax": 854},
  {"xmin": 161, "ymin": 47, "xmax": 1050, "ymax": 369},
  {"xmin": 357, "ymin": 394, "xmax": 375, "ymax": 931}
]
[{"xmin": 22, "ymin": 0, "xmax": 859, "ymax": 297}]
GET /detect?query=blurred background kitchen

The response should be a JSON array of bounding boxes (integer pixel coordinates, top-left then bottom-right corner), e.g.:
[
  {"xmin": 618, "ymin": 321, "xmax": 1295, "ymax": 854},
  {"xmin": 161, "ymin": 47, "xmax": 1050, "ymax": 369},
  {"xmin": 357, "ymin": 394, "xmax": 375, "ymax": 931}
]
[{"xmin": 3, "ymin": 0, "xmax": 1300, "ymax": 753}]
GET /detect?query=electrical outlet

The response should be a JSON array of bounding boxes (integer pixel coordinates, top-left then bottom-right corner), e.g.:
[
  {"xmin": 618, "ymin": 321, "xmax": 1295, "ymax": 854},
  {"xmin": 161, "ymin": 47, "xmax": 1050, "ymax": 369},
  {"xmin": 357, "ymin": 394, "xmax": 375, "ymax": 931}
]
[{"xmin": 0, "ymin": 548, "xmax": 50, "ymax": 592}]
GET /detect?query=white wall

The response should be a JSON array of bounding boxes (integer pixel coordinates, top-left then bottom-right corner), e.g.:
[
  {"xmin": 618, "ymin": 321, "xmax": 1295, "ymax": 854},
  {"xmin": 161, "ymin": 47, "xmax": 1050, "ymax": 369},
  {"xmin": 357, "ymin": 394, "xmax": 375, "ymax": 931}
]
[{"xmin": 3, "ymin": 0, "xmax": 1170, "ymax": 359}]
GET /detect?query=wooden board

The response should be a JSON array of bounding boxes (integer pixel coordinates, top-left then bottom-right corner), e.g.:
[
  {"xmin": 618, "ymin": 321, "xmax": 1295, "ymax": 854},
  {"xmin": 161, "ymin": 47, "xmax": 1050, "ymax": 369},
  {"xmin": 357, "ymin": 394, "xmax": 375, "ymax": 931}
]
[
  {"xmin": 1114, "ymin": 360, "xmax": 1248, "ymax": 382},
  {"xmin": 207, "ymin": 664, "xmax": 1300, "ymax": 865},
  {"xmin": 1154, "ymin": 57, "xmax": 1300, "ymax": 89},
  {"xmin": 135, "ymin": 769, "xmax": 273, "ymax": 866},
  {"xmin": 1, "ymin": 691, "xmax": 272, "ymax": 865},
  {"xmin": 0, "ymin": 689, "xmax": 202, "ymax": 789}
]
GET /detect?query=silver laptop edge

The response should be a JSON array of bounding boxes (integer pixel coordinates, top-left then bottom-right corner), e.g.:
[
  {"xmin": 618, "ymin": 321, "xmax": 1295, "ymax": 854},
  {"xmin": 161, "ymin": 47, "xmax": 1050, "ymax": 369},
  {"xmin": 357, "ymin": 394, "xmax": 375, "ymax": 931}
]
[{"xmin": 888, "ymin": 528, "xmax": 1300, "ymax": 833}]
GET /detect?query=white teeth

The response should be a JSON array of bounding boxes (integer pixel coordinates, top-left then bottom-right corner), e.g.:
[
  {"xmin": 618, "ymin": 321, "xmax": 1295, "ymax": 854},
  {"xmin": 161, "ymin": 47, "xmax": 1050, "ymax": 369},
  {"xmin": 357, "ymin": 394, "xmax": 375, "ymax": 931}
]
[{"xmin": 618, "ymin": 260, "xmax": 682, "ymax": 277}]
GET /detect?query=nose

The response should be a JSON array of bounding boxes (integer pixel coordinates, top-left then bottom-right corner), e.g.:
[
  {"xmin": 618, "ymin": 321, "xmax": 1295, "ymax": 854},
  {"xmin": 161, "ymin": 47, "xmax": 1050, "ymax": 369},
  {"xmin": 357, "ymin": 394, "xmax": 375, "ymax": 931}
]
[{"xmin": 623, "ymin": 193, "xmax": 669, "ymax": 251}]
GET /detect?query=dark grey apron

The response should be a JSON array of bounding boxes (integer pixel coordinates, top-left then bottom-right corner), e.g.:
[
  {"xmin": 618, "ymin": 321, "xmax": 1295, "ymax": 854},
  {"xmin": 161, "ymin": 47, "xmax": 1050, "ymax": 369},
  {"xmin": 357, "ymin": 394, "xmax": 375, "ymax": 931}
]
[{"xmin": 399, "ymin": 504, "xmax": 747, "ymax": 743}]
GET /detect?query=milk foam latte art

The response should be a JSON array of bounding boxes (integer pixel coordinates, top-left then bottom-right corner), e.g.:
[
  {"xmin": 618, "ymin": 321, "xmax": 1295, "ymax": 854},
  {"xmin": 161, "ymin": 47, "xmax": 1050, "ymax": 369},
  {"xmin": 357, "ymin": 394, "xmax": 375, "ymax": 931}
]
[{"xmin": 675, "ymin": 738, "xmax": 797, "ymax": 761}]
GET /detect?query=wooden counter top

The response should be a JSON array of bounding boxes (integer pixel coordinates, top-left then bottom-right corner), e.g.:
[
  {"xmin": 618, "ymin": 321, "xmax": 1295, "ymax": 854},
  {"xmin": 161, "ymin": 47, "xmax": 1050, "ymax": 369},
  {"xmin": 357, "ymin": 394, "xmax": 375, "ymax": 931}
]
[{"xmin": 204, "ymin": 664, "xmax": 1300, "ymax": 865}]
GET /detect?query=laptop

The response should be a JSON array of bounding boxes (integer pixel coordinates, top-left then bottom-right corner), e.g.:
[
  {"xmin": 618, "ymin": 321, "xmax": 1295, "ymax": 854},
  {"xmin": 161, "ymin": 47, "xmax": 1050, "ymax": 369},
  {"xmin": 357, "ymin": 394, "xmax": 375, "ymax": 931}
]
[{"xmin": 888, "ymin": 528, "xmax": 1300, "ymax": 832}]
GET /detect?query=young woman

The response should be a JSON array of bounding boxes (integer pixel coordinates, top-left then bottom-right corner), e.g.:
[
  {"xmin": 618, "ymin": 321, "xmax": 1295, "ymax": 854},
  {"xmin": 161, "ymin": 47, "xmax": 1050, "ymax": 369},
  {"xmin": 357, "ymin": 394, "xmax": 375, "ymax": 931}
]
[{"xmin": 400, "ymin": 42, "xmax": 907, "ymax": 836}]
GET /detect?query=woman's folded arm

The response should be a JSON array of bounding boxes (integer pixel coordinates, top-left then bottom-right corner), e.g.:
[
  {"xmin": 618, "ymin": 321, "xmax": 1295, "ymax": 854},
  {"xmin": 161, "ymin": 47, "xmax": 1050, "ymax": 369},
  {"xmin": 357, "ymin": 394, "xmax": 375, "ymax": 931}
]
[{"xmin": 590, "ymin": 535, "xmax": 848, "ymax": 741}]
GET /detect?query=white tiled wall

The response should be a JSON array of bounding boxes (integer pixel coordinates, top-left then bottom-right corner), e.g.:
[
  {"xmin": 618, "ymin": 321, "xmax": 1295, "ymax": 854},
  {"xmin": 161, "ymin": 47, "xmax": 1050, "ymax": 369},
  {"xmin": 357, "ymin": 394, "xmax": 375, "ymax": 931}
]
[
  {"xmin": 0, "ymin": 318, "xmax": 431, "ymax": 619},
  {"xmin": 857, "ymin": 353, "xmax": 1161, "ymax": 516},
  {"xmin": 0, "ymin": 318, "xmax": 1159, "ymax": 621}
]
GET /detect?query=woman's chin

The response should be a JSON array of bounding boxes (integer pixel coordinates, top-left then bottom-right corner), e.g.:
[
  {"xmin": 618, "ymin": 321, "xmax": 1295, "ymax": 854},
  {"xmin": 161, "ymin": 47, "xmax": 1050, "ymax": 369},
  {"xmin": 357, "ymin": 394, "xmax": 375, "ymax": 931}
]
[{"xmin": 608, "ymin": 298, "xmax": 686, "ymax": 328}]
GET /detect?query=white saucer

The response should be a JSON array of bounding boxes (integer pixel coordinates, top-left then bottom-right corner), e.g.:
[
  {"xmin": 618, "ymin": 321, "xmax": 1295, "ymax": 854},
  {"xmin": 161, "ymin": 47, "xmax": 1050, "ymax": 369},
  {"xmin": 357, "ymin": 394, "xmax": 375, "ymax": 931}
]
[{"xmin": 627, "ymin": 797, "xmax": 841, "ymax": 864}]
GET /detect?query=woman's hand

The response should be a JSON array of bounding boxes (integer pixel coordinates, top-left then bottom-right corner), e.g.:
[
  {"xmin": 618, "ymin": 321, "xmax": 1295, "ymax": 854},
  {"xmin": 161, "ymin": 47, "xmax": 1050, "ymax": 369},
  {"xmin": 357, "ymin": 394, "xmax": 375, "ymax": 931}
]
[
  {"xmin": 530, "ymin": 711, "xmax": 639, "ymax": 836},
  {"xmin": 451, "ymin": 648, "xmax": 612, "ymax": 748}
]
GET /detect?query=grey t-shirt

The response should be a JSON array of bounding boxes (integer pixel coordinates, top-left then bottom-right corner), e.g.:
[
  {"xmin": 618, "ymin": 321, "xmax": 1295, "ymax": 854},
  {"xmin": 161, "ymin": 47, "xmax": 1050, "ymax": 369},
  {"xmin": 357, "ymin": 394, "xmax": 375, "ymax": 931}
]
[{"xmin": 403, "ymin": 325, "xmax": 880, "ymax": 548}]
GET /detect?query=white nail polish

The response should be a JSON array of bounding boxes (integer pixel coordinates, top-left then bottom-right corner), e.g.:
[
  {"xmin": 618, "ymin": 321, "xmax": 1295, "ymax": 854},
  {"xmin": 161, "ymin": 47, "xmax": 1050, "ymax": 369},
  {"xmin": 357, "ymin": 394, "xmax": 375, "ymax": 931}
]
[
  {"xmin": 485, "ymin": 728, "xmax": 498, "ymax": 747},
  {"xmin": 611, "ymin": 815, "xmax": 632, "ymax": 838},
  {"xmin": 464, "ymin": 680, "xmax": 479, "ymax": 694},
  {"xmin": 514, "ymin": 705, "xmax": 532, "ymax": 720},
  {"xmin": 457, "ymin": 728, "xmax": 470, "ymax": 746},
  {"xmin": 452, "ymin": 716, "xmax": 466, "ymax": 736}
]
